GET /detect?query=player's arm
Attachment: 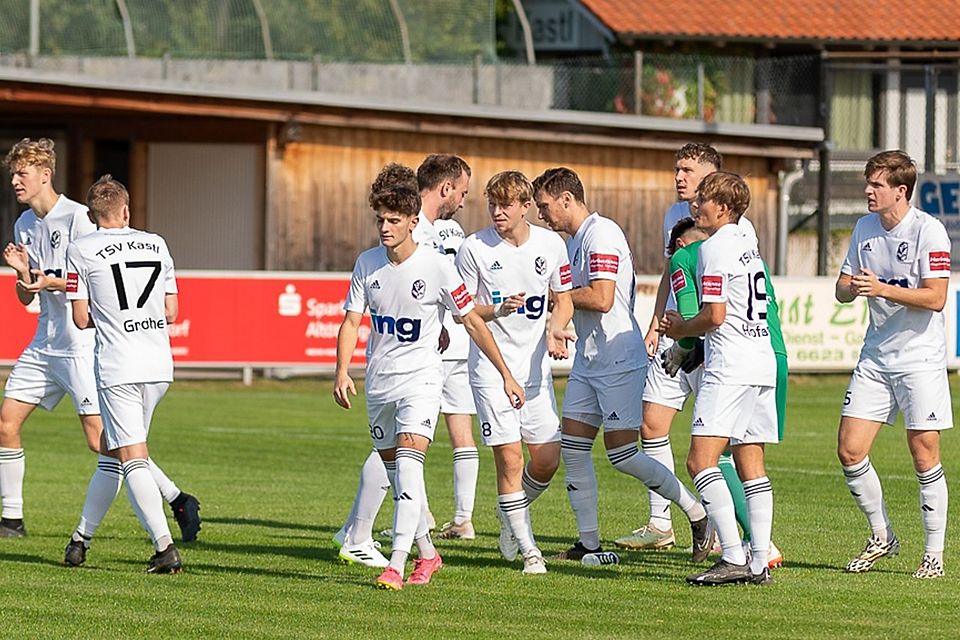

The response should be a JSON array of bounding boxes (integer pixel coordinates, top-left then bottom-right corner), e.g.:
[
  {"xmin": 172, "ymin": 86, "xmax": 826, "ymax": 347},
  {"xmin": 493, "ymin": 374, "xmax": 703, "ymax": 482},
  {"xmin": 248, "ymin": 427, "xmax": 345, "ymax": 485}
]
[
  {"xmin": 165, "ymin": 294, "xmax": 179, "ymax": 323},
  {"xmin": 661, "ymin": 302, "xmax": 724, "ymax": 339},
  {"xmin": 547, "ymin": 289, "xmax": 576, "ymax": 359},
  {"xmin": 459, "ymin": 310, "xmax": 525, "ymax": 409},
  {"xmin": 468, "ymin": 293, "xmax": 526, "ymax": 323},
  {"xmin": 644, "ymin": 258, "xmax": 671, "ymax": 355},
  {"xmin": 570, "ymin": 279, "xmax": 614, "ymax": 312},
  {"xmin": 670, "ymin": 253, "xmax": 701, "ymax": 349},
  {"xmin": 333, "ymin": 310, "xmax": 363, "ymax": 409},
  {"xmin": 851, "ymin": 269, "xmax": 948, "ymax": 311},
  {"xmin": 835, "ymin": 273, "xmax": 856, "ymax": 303},
  {"xmin": 4, "ymin": 242, "xmax": 36, "ymax": 305},
  {"xmin": 70, "ymin": 299, "xmax": 94, "ymax": 329},
  {"xmin": 17, "ymin": 271, "xmax": 67, "ymax": 295}
]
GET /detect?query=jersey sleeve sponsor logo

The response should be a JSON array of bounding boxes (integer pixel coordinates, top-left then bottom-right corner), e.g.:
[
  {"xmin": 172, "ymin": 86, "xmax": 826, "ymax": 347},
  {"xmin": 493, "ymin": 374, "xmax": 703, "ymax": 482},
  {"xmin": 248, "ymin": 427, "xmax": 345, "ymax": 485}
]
[
  {"xmin": 589, "ymin": 253, "xmax": 618, "ymax": 274},
  {"xmin": 66, "ymin": 272, "xmax": 79, "ymax": 293},
  {"xmin": 670, "ymin": 268, "xmax": 687, "ymax": 294},
  {"xmin": 559, "ymin": 264, "xmax": 572, "ymax": 286},
  {"xmin": 929, "ymin": 251, "xmax": 951, "ymax": 271},
  {"xmin": 701, "ymin": 274, "xmax": 723, "ymax": 297},
  {"xmin": 451, "ymin": 283, "xmax": 472, "ymax": 310}
]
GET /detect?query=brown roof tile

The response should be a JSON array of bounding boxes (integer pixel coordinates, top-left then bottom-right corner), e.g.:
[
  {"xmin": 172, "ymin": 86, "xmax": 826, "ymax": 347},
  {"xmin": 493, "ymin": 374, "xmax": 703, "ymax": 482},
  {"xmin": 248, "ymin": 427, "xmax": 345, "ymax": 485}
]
[{"xmin": 581, "ymin": 0, "xmax": 960, "ymax": 43}]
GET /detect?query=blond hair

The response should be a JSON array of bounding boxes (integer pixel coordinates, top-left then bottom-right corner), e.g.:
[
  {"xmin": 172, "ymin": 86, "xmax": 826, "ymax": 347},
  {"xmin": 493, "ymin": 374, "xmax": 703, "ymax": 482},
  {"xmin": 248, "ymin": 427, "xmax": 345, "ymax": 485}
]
[
  {"xmin": 484, "ymin": 170, "xmax": 533, "ymax": 205},
  {"xmin": 86, "ymin": 174, "xmax": 129, "ymax": 221},
  {"xmin": 697, "ymin": 171, "xmax": 751, "ymax": 219},
  {"xmin": 4, "ymin": 138, "xmax": 56, "ymax": 175}
]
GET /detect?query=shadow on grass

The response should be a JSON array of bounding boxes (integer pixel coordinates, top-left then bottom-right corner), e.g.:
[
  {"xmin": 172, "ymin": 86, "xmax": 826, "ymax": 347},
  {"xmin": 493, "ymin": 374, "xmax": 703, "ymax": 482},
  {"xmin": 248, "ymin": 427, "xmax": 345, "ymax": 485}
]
[
  {"xmin": 0, "ymin": 551, "xmax": 68, "ymax": 569},
  {"xmin": 202, "ymin": 516, "xmax": 337, "ymax": 536},
  {"xmin": 116, "ymin": 558, "xmax": 374, "ymax": 586},
  {"xmin": 185, "ymin": 539, "xmax": 340, "ymax": 563}
]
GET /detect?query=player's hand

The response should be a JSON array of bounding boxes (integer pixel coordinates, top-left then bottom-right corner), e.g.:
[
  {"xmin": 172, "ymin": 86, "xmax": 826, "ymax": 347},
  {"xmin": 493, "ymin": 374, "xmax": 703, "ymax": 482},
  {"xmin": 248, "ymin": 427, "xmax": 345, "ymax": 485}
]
[
  {"xmin": 660, "ymin": 342, "xmax": 691, "ymax": 377},
  {"xmin": 547, "ymin": 327, "xmax": 576, "ymax": 360},
  {"xmin": 643, "ymin": 323, "xmax": 660, "ymax": 357},
  {"xmin": 495, "ymin": 292, "xmax": 526, "ymax": 318},
  {"xmin": 659, "ymin": 310, "xmax": 685, "ymax": 339},
  {"xmin": 851, "ymin": 268, "xmax": 883, "ymax": 298},
  {"xmin": 438, "ymin": 326, "xmax": 450, "ymax": 353},
  {"xmin": 333, "ymin": 372, "xmax": 356, "ymax": 409},
  {"xmin": 3, "ymin": 243, "xmax": 29, "ymax": 274},
  {"xmin": 680, "ymin": 339, "xmax": 705, "ymax": 373},
  {"xmin": 17, "ymin": 269, "xmax": 49, "ymax": 293},
  {"xmin": 502, "ymin": 376, "xmax": 525, "ymax": 409}
]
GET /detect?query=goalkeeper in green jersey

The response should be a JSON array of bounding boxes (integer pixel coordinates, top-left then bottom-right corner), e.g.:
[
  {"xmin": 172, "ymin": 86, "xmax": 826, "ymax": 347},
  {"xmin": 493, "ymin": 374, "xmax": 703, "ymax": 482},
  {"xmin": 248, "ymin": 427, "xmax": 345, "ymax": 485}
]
[{"xmin": 663, "ymin": 217, "xmax": 787, "ymax": 565}]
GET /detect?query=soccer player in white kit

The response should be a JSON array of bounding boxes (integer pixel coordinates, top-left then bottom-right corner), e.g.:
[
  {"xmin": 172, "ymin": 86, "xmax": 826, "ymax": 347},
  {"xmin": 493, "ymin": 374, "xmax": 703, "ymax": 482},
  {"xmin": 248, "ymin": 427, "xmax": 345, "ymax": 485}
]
[
  {"xmin": 0, "ymin": 139, "xmax": 198, "ymax": 550},
  {"xmin": 334, "ymin": 182, "xmax": 523, "ymax": 591},
  {"xmin": 660, "ymin": 172, "xmax": 777, "ymax": 585},
  {"xmin": 532, "ymin": 167, "xmax": 714, "ymax": 565},
  {"xmin": 455, "ymin": 170, "xmax": 574, "ymax": 575},
  {"xmin": 835, "ymin": 151, "xmax": 952, "ymax": 579},
  {"xmin": 65, "ymin": 175, "xmax": 184, "ymax": 573},
  {"xmin": 620, "ymin": 143, "xmax": 724, "ymax": 551}
]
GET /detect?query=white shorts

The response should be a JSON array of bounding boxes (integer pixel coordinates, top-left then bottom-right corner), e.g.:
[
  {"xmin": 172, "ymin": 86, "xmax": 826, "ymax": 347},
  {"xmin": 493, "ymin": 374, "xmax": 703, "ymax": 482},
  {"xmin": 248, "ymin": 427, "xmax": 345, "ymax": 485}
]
[
  {"xmin": 4, "ymin": 348, "xmax": 99, "ymax": 415},
  {"xmin": 691, "ymin": 381, "xmax": 778, "ymax": 445},
  {"xmin": 366, "ymin": 385, "xmax": 442, "ymax": 450},
  {"xmin": 99, "ymin": 382, "xmax": 170, "ymax": 450},
  {"xmin": 642, "ymin": 339, "xmax": 700, "ymax": 411},
  {"xmin": 563, "ymin": 368, "xmax": 646, "ymax": 431},
  {"xmin": 473, "ymin": 384, "xmax": 560, "ymax": 447},
  {"xmin": 842, "ymin": 364, "xmax": 954, "ymax": 431},
  {"xmin": 440, "ymin": 360, "xmax": 476, "ymax": 415}
]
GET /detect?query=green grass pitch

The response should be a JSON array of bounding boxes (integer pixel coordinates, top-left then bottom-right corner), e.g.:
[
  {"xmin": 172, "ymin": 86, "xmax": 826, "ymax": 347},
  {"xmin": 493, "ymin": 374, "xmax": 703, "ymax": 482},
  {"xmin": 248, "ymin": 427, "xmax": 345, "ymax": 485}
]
[{"xmin": 0, "ymin": 375, "xmax": 958, "ymax": 639}]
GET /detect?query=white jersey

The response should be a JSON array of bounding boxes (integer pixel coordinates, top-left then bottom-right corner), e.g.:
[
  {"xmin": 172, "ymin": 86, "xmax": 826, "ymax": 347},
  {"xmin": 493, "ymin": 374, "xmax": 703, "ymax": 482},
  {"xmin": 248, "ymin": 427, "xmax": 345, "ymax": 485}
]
[
  {"xmin": 662, "ymin": 200, "xmax": 758, "ymax": 311},
  {"xmin": 434, "ymin": 218, "xmax": 470, "ymax": 361},
  {"xmin": 65, "ymin": 227, "xmax": 177, "ymax": 388},
  {"xmin": 567, "ymin": 213, "xmax": 645, "ymax": 375},
  {"xmin": 456, "ymin": 224, "xmax": 572, "ymax": 388},
  {"xmin": 412, "ymin": 214, "xmax": 444, "ymax": 254},
  {"xmin": 14, "ymin": 195, "xmax": 96, "ymax": 356},
  {"xmin": 696, "ymin": 223, "xmax": 776, "ymax": 386},
  {"xmin": 344, "ymin": 243, "xmax": 475, "ymax": 403},
  {"xmin": 841, "ymin": 207, "xmax": 950, "ymax": 372}
]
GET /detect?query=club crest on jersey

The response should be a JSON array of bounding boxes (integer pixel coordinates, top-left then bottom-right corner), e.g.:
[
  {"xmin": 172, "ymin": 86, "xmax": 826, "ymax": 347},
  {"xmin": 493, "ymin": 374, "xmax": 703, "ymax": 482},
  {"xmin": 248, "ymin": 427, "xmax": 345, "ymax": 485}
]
[
  {"xmin": 50, "ymin": 230, "xmax": 61, "ymax": 249},
  {"xmin": 411, "ymin": 279, "xmax": 426, "ymax": 300},
  {"xmin": 896, "ymin": 241, "xmax": 909, "ymax": 263},
  {"xmin": 534, "ymin": 256, "xmax": 547, "ymax": 275}
]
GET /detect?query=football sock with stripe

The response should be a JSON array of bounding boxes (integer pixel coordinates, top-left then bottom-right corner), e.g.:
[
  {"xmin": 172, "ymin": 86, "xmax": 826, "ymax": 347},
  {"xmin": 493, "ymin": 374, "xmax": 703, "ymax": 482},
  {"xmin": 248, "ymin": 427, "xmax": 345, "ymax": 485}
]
[
  {"xmin": 0, "ymin": 447, "xmax": 25, "ymax": 520},
  {"xmin": 122, "ymin": 458, "xmax": 173, "ymax": 552},
  {"xmin": 345, "ymin": 450, "xmax": 390, "ymax": 545},
  {"xmin": 74, "ymin": 455, "xmax": 123, "ymax": 544},
  {"xmin": 608, "ymin": 443, "xmax": 706, "ymax": 522},
  {"xmin": 521, "ymin": 464, "xmax": 550, "ymax": 504},
  {"xmin": 388, "ymin": 448, "xmax": 426, "ymax": 575},
  {"xmin": 452, "ymin": 447, "xmax": 479, "ymax": 524},
  {"xmin": 694, "ymin": 467, "xmax": 745, "ymax": 564},
  {"xmin": 917, "ymin": 463, "xmax": 947, "ymax": 556},
  {"xmin": 743, "ymin": 476, "xmax": 773, "ymax": 574},
  {"xmin": 147, "ymin": 458, "xmax": 180, "ymax": 504},
  {"xmin": 842, "ymin": 457, "xmax": 891, "ymax": 541},
  {"xmin": 719, "ymin": 452, "xmax": 751, "ymax": 541},
  {"xmin": 561, "ymin": 435, "xmax": 599, "ymax": 545},
  {"xmin": 498, "ymin": 491, "xmax": 537, "ymax": 556},
  {"xmin": 642, "ymin": 436, "xmax": 674, "ymax": 530}
]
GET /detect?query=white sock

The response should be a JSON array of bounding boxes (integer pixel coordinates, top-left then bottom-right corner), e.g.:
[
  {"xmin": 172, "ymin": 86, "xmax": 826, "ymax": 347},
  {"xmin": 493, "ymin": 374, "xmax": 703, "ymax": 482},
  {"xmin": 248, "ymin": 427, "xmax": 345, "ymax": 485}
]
[
  {"xmin": 452, "ymin": 447, "xmax": 479, "ymax": 523},
  {"xmin": 388, "ymin": 448, "xmax": 426, "ymax": 575},
  {"xmin": 122, "ymin": 459, "xmax": 173, "ymax": 551},
  {"xmin": 0, "ymin": 447, "xmax": 25, "ymax": 520},
  {"xmin": 917, "ymin": 464, "xmax": 948, "ymax": 554},
  {"xmin": 842, "ymin": 457, "xmax": 891, "ymax": 540},
  {"xmin": 744, "ymin": 476, "xmax": 774, "ymax": 574},
  {"xmin": 147, "ymin": 458, "xmax": 180, "ymax": 504},
  {"xmin": 521, "ymin": 464, "xmax": 550, "ymax": 505},
  {"xmin": 642, "ymin": 436, "xmax": 674, "ymax": 530},
  {"xmin": 498, "ymin": 491, "xmax": 536, "ymax": 555},
  {"xmin": 561, "ymin": 435, "xmax": 599, "ymax": 543},
  {"xmin": 75, "ymin": 455, "xmax": 123, "ymax": 542},
  {"xmin": 414, "ymin": 478, "xmax": 437, "ymax": 560},
  {"xmin": 608, "ymin": 443, "xmax": 706, "ymax": 522},
  {"xmin": 693, "ymin": 467, "xmax": 745, "ymax": 565},
  {"xmin": 345, "ymin": 451, "xmax": 390, "ymax": 546}
]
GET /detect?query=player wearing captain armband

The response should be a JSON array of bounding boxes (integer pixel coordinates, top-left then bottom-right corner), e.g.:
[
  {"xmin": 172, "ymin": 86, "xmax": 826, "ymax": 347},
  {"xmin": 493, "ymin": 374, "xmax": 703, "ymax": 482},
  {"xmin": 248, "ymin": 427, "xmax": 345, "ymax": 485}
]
[{"xmin": 333, "ymin": 178, "xmax": 523, "ymax": 591}]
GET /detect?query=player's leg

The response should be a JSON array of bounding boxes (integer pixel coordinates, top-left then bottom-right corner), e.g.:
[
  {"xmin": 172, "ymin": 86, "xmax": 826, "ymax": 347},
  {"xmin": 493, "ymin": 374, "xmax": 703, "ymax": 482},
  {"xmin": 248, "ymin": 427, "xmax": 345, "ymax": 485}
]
[
  {"xmin": 0, "ymin": 398, "xmax": 34, "ymax": 537},
  {"xmin": 438, "ymin": 413, "xmax": 478, "ymax": 540},
  {"xmin": 337, "ymin": 449, "xmax": 390, "ymax": 547},
  {"xmin": 838, "ymin": 365, "xmax": 898, "ymax": 573},
  {"xmin": 557, "ymin": 374, "xmax": 602, "ymax": 557},
  {"xmin": 899, "ymin": 368, "xmax": 952, "ymax": 578},
  {"xmin": 718, "ymin": 451, "xmax": 750, "ymax": 542}
]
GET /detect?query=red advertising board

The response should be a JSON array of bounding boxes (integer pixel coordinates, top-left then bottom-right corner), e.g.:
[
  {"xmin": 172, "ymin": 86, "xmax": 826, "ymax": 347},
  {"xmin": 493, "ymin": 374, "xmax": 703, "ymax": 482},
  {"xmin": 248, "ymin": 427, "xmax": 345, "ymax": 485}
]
[{"xmin": 0, "ymin": 271, "xmax": 370, "ymax": 368}]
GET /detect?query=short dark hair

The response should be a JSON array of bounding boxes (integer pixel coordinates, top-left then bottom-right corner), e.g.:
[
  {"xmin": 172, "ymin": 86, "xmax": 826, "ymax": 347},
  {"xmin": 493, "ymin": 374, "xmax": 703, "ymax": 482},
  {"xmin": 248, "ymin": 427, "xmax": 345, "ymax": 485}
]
[
  {"xmin": 369, "ymin": 163, "xmax": 417, "ymax": 208},
  {"xmin": 417, "ymin": 154, "xmax": 471, "ymax": 192},
  {"xmin": 532, "ymin": 167, "xmax": 585, "ymax": 204},
  {"xmin": 864, "ymin": 150, "xmax": 918, "ymax": 200},
  {"xmin": 86, "ymin": 174, "xmax": 129, "ymax": 221},
  {"xmin": 369, "ymin": 185, "xmax": 420, "ymax": 216},
  {"xmin": 697, "ymin": 171, "xmax": 750, "ymax": 219},
  {"xmin": 667, "ymin": 217, "xmax": 698, "ymax": 256},
  {"xmin": 676, "ymin": 142, "xmax": 722, "ymax": 170}
]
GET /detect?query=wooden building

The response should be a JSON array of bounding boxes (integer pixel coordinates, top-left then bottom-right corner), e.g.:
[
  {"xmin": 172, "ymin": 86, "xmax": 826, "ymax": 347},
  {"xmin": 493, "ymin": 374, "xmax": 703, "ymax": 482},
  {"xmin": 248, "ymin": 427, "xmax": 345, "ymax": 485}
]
[{"xmin": 0, "ymin": 68, "xmax": 821, "ymax": 274}]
